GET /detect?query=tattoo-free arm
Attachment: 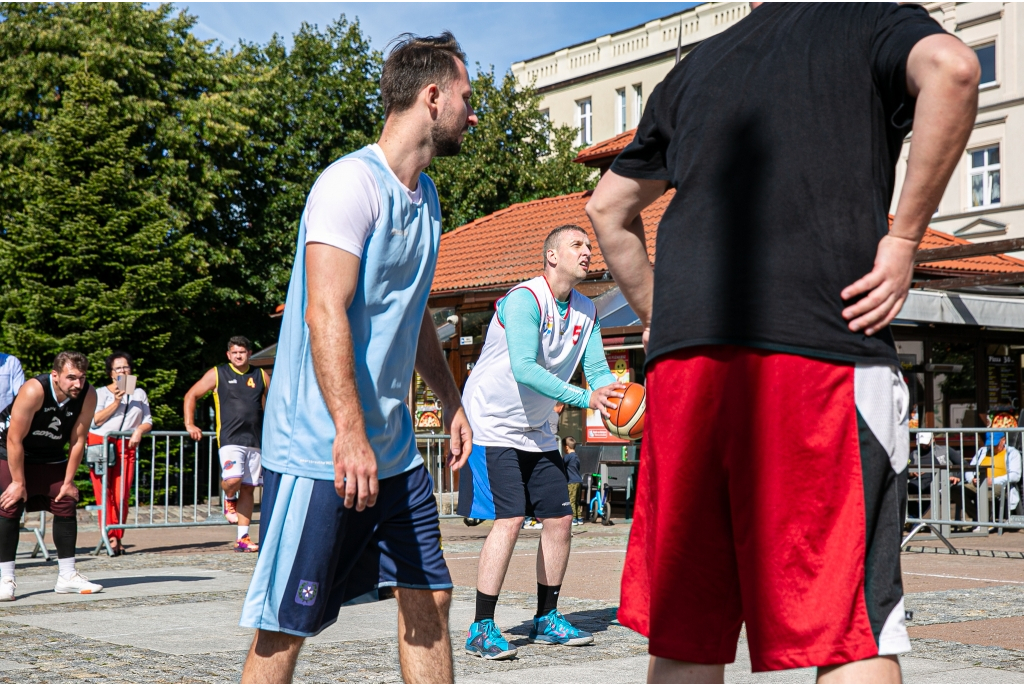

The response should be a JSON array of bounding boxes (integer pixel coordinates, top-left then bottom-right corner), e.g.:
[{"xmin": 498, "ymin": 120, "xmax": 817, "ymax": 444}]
[
  {"xmin": 585, "ymin": 172, "xmax": 668, "ymax": 349},
  {"xmin": 842, "ymin": 34, "xmax": 980, "ymax": 335},
  {"xmin": 183, "ymin": 368, "xmax": 217, "ymax": 439},
  {"xmin": 0, "ymin": 379, "xmax": 44, "ymax": 509},
  {"xmin": 306, "ymin": 242, "xmax": 378, "ymax": 509},
  {"xmin": 414, "ymin": 309, "xmax": 473, "ymax": 469}
]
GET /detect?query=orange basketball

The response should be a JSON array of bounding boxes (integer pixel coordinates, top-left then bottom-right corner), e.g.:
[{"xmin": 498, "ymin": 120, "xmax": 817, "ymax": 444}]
[{"xmin": 603, "ymin": 382, "xmax": 646, "ymax": 441}]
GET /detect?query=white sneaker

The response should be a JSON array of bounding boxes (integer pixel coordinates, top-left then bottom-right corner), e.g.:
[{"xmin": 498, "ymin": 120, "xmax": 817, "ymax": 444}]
[
  {"xmin": 54, "ymin": 571, "xmax": 103, "ymax": 595},
  {"xmin": 0, "ymin": 577, "xmax": 15, "ymax": 601},
  {"xmin": 522, "ymin": 519, "xmax": 544, "ymax": 530}
]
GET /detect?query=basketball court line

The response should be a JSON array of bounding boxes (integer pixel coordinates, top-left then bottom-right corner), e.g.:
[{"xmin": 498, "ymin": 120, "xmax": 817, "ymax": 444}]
[
  {"xmin": 446, "ymin": 549, "xmax": 627, "ymax": 561},
  {"xmin": 903, "ymin": 571, "xmax": 1024, "ymax": 585}
]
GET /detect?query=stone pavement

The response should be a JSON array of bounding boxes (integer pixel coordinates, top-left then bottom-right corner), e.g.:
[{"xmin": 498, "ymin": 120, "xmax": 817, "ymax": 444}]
[{"xmin": 0, "ymin": 518, "xmax": 1022, "ymax": 683}]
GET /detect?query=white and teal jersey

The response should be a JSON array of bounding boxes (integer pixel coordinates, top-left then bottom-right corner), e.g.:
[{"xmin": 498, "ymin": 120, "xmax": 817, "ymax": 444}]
[{"xmin": 262, "ymin": 146, "xmax": 441, "ymax": 481}]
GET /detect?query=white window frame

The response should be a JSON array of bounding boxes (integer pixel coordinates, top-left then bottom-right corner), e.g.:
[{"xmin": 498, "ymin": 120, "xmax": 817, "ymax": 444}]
[
  {"xmin": 615, "ymin": 88, "xmax": 626, "ymax": 134},
  {"xmin": 632, "ymin": 84, "xmax": 643, "ymax": 125},
  {"xmin": 969, "ymin": 144, "xmax": 1000, "ymax": 209},
  {"xmin": 576, "ymin": 98, "xmax": 593, "ymax": 146},
  {"xmin": 973, "ymin": 42, "xmax": 996, "ymax": 88}
]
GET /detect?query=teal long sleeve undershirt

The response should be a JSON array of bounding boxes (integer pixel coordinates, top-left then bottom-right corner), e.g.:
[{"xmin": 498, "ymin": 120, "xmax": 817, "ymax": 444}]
[{"xmin": 497, "ymin": 287, "xmax": 617, "ymax": 409}]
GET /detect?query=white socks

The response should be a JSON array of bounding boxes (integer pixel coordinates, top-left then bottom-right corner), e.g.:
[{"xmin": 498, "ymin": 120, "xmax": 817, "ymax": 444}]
[
  {"xmin": 57, "ymin": 557, "xmax": 77, "ymax": 579},
  {"xmin": 0, "ymin": 561, "xmax": 14, "ymax": 580},
  {"xmin": 237, "ymin": 525, "xmax": 249, "ymax": 540}
]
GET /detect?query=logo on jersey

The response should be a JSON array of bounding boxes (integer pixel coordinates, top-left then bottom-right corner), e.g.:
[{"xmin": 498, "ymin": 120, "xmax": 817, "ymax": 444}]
[
  {"xmin": 295, "ymin": 580, "xmax": 319, "ymax": 606},
  {"xmin": 247, "ymin": 377, "xmax": 256, "ymax": 389},
  {"xmin": 543, "ymin": 315, "xmax": 554, "ymax": 335},
  {"xmin": 572, "ymin": 325, "xmax": 582, "ymax": 345}
]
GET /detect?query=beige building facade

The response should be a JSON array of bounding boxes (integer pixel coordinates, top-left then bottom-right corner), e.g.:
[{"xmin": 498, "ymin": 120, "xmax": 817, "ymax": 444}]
[
  {"xmin": 891, "ymin": 3, "xmax": 1024, "ymax": 253},
  {"xmin": 511, "ymin": 2, "xmax": 751, "ymax": 146}
]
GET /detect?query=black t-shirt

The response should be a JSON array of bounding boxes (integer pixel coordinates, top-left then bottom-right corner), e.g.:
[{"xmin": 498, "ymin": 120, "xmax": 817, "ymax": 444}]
[
  {"xmin": 214, "ymin": 364, "xmax": 266, "ymax": 448},
  {"xmin": 0, "ymin": 374, "xmax": 90, "ymax": 463},
  {"xmin": 611, "ymin": 3, "xmax": 945, "ymax": 366}
]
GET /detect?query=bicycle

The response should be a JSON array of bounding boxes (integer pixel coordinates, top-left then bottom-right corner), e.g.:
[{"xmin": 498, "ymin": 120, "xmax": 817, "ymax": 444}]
[{"xmin": 587, "ymin": 472, "xmax": 612, "ymax": 525}]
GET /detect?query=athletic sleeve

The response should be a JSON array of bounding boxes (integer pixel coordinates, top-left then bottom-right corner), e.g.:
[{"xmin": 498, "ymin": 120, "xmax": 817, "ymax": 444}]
[
  {"xmin": 581, "ymin": 317, "xmax": 617, "ymax": 390},
  {"xmin": 304, "ymin": 158, "xmax": 381, "ymax": 258},
  {"xmin": 869, "ymin": 3, "xmax": 946, "ymax": 130},
  {"xmin": 609, "ymin": 80, "xmax": 673, "ymax": 182},
  {"xmin": 498, "ymin": 289, "xmax": 593, "ymax": 409}
]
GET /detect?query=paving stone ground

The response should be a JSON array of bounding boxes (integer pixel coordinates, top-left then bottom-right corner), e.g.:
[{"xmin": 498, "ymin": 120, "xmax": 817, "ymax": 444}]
[{"xmin": 1, "ymin": 519, "xmax": 1022, "ymax": 683}]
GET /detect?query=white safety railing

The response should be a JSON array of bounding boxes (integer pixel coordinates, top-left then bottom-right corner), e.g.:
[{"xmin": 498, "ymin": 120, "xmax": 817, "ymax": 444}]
[
  {"xmin": 18, "ymin": 510, "xmax": 49, "ymax": 561},
  {"xmin": 416, "ymin": 433, "xmax": 460, "ymax": 518},
  {"xmin": 88, "ymin": 430, "xmax": 462, "ymax": 555},
  {"xmin": 88, "ymin": 430, "xmax": 224, "ymax": 556},
  {"xmin": 904, "ymin": 427, "xmax": 1024, "ymax": 552}
]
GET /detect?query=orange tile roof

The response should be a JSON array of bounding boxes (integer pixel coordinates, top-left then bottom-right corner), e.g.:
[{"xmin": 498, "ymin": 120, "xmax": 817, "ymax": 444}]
[
  {"xmin": 573, "ymin": 129, "xmax": 637, "ymax": 166},
  {"xmin": 432, "ymin": 189, "xmax": 673, "ymax": 294},
  {"xmin": 915, "ymin": 226, "xmax": 1024, "ymax": 275}
]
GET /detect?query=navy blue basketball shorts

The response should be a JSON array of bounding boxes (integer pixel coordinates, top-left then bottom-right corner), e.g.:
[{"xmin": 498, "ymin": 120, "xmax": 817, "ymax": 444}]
[
  {"xmin": 457, "ymin": 444, "xmax": 572, "ymax": 520},
  {"xmin": 239, "ymin": 464, "xmax": 452, "ymax": 637}
]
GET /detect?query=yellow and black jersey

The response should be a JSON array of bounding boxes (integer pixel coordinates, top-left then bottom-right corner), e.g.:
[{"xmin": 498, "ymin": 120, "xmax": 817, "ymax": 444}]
[{"xmin": 214, "ymin": 364, "xmax": 267, "ymax": 448}]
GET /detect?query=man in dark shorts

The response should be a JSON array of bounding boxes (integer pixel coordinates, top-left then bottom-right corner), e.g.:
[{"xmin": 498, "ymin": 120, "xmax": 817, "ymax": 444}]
[
  {"xmin": 239, "ymin": 33, "xmax": 475, "ymax": 684},
  {"xmin": 587, "ymin": 4, "xmax": 980, "ymax": 682},
  {"xmin": 0, "ymin": 351, "xmax": 101, "ymax": 600},
  {"xmin": 184, "ymin": 335, "xmax": 270, "ymax": 552}
]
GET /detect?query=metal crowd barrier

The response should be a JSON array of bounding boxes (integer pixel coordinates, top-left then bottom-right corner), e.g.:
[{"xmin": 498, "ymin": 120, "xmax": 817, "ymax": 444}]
[
  {"xmin": 416, "ymin": 433, "xmax": 460, "ymax": 519},
  {"xmin": 89, "ymin": 430, "xmax": 225, "ymax": 557},
  {"xmin": 88, "ymin": 431, "xmax": 461, "ymax": 555},
  {"xmin": 904, "ymin": 427, "xmax": 1024, "ymax": 552},
  {"xmin": 18, "ymin": 510, "xmax": 50, "ymax": 561}
]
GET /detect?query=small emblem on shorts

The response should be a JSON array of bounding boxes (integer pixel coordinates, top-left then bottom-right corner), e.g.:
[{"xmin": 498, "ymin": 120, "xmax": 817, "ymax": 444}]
[
  {"xmin": 295, "ymin": 580, "xmax": 319, "ymax": 606},
  {"xmin": 561, "ymin": 502, "xmax": 570, "ymax": 507},
  {"xmin": 223, "ymin": 460, "xmax": 236, "ymax": 470}
]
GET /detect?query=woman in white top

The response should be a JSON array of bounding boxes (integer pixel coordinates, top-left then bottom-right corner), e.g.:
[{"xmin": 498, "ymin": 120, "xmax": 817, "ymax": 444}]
[{"xmin": 87, "ymin": 351, "xmax": 153, "ymax": 555}]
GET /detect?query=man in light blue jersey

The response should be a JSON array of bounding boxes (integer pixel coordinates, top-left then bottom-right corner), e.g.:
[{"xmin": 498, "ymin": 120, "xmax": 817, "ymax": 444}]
[
  {"xmin": 240, "ymin": 33, "xmax": 476, "ymax": 684},
  {"xmin": 457, "ymin": 224, "xmax": 625, "ymax": 660}
]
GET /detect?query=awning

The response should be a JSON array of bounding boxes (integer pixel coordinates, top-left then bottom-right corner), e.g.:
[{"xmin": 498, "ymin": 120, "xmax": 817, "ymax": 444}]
[{"xmin": 594, "ymin": 286, "xmax": 1024, "ymax": 331}]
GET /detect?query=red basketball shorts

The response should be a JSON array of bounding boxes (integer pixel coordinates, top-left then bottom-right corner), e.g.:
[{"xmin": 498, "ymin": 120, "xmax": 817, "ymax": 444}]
[{"xmin": 620, "ymin": 346, "xmax": 910, "ymax": 671}]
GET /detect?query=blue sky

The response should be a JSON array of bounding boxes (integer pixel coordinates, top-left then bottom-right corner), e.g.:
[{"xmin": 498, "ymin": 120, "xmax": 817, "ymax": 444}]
[{"xmin": 172, "ymin": 2, "xmax": 701, "ymax": 74}]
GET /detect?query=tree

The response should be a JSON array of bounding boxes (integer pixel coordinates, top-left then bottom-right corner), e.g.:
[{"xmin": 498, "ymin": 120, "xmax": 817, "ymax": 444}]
[
  {"xmin": 0, "ymin": 3, "xmax": 247, "ymax": 424},
  {"xmin": 429, "ymin": 68, "xmax": 595, "ymax": 231}
]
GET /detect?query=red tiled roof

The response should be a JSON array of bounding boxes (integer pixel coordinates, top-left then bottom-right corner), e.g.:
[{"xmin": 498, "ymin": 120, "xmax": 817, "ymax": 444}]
[
  {"xmin": 573, "ymin": 129, "xmax": 637, "ymax": 166},
  {"xmin": 432, "ymin": 189, "xmax": 673, "ymax": 294},
  {"xmin": 915, "ymin": 226, "xmax": 1024, "ymax": 275}
]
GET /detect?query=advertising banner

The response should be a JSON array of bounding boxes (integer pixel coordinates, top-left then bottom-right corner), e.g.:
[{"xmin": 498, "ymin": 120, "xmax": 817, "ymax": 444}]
[{"xmin": 585, "ymin": 350, "xmax": 631, "ymax": 443}]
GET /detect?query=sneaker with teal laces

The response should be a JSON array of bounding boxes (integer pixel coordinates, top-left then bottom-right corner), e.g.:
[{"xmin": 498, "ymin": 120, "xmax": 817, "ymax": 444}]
[
  {"xmin": 465, "ymin": 619, "xmax": 518, "ymax": 660},
  {"xmin": 529, "ymin": 609, "xmax": 594, "ymax": 646}
]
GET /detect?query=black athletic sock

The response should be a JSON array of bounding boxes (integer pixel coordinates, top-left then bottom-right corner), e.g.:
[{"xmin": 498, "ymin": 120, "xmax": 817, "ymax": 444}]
[
  {"xmin": 0, "ymin": 516, "xmax": 19, "ymax": 563},
  {"xmin": 475, "ymin": 590, "xmax": 499, "ymax": 623},
  {"xmin": 52, "ymin": 515, "xmax": 77, "ymax": 559},
  {"xmin": 537, "ymin": 583, "xmax": 561, "ymax": 617}
]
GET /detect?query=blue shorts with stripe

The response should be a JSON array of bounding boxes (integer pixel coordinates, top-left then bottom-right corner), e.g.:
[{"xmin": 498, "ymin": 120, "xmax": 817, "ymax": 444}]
[
  {"xmin": 457, "ymin": 444, "xmax": 572, "ymax": 520},
  {"xmin": 239, "ymin": 464, "xmax": 452, "ymax": 637}
]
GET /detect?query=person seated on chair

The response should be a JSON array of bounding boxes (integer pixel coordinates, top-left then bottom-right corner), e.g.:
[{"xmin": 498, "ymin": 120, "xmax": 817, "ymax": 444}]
[
  {"xmin": 958, "ymin": 432, "xmax": 1022, "ymax": 523},
  {"xmin": 907, "ymin": 432, "xmax": 961, "ymax": 519}
]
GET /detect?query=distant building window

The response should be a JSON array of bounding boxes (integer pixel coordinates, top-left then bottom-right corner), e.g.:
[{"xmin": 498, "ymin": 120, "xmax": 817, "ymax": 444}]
[
  {"xmin": 616, "ymin": 89, "xmax": 626, "ymax": 133},
  {"xmin": 633, "ymin": 84, "xmax": 643, "ymax": 124},
  {"xmin": 970, "ymin": 145, "xmax": 1000, "ymax": 208},
  {"xmin": 974, "ymin": 43, "xmax": 996, "ymax": 86},
  {"xmin": 577, "ymin": 98, "xmax": 593, "ymax": 145}
]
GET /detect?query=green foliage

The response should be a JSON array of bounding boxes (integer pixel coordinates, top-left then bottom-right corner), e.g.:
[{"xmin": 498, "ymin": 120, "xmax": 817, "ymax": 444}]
[
  {"xmin": 430, "ymin": 68, "xmax": 595, "ymax": 230},
  {"xmin": 0, "ymin": 3, "xmax": 597, "ymax": 432}
]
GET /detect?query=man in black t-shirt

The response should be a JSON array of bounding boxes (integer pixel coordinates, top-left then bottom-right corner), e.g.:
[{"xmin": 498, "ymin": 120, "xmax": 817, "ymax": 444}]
[
  {"xmin": 586, "ymin": 3, "xmax": 980, "ymax": 682},
  {"xmin": 0, "ymin": 351, "xmax": 100, "ymax": 600}
]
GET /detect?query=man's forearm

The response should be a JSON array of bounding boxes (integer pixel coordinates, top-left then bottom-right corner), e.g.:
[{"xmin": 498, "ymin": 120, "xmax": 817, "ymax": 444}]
[
  {"xmin": 309, "ymin": 303, "xmax": 367, "ymax": 434},
  {"xmin": 66, "ymin": 443, "xmax": 84, "ymax": 483},
  {"xmin": 414, "ymin": 310, "xmax": 462, "ymax": 411},
  {"xmin": 183, "ymin": 394, "xmax": 197, "ymax": 428},
  {"xmin": 6, "ymin": 439, "xmax": 25, "ymax": 484}
]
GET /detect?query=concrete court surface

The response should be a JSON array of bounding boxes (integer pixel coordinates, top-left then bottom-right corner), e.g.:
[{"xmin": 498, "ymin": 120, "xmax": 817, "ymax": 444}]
[{"xmin": 0, "ymin": 518, "xmax": 1021, "ymax": 683}]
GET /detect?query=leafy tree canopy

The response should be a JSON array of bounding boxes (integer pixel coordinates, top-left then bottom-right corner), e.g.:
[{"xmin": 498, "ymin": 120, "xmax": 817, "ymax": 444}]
[{"xmin": 0, "ymin": 2, "xmax": 594, "ymax": 427}]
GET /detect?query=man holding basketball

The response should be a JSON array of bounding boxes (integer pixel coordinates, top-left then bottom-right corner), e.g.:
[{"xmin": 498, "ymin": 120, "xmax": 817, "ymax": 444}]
[
  {"xmin": 458, "ymin": 224, "xmax": 623, "ymax": 659},
  {"xmin": 587, "ymin": 3, "xmax": 979, "ymax": 683}
]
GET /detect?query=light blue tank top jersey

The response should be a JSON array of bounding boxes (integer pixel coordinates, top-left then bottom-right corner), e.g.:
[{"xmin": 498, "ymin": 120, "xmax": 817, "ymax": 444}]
[{"xmin": 262, "ymin": 147, "xmax": 441, "ymax": 481}]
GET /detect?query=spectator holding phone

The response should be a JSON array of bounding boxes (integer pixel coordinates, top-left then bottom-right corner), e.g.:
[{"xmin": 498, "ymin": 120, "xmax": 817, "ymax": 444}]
[{"xmin": 87, "ymin": 351, "xmax": 152, "ymax": 555}]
